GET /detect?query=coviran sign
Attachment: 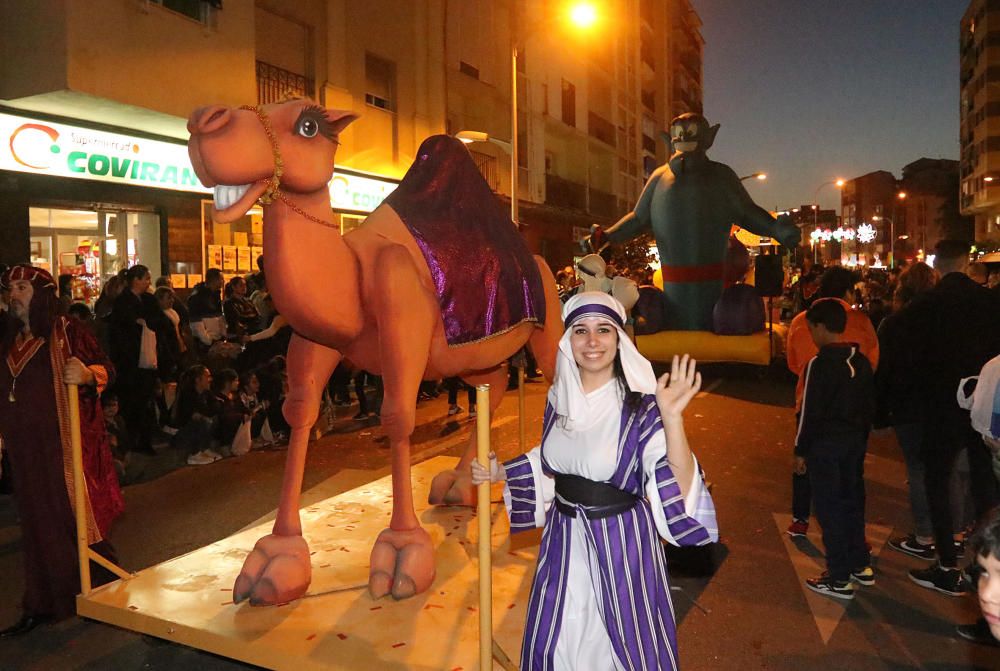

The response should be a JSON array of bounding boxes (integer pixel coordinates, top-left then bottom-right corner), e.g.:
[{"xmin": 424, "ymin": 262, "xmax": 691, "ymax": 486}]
[
  {"xmin": 1, "ymin": 112, "xmax": 210, "ymax": 193},
  {"xmin": 1, "ymin": 111, "xmax": 399, "ymax": 212}
]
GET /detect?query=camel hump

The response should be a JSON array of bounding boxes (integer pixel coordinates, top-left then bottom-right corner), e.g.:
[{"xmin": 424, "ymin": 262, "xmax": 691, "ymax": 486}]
[{"xmin": 384, "ymin": 135, "xmax": 546, "ymax": 346}]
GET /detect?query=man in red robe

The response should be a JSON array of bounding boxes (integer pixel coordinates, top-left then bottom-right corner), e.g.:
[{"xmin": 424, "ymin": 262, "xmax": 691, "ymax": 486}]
[{"xmin": 0, "ymin": 265, "xmax": 123, "ymax": 637}]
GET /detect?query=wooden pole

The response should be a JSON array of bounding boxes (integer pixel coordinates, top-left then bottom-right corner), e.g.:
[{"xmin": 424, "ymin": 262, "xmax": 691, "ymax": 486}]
[
  {"xmin": 517, "ymin": 365, "xmax": 525, "ymax": 453},
  {"xmin": 68, "ymin": 383, "xmax": 91, "ymax": 596},
  {"xmin": 476, "ymin": 384, "xmax": 492, "ymax": 670}
]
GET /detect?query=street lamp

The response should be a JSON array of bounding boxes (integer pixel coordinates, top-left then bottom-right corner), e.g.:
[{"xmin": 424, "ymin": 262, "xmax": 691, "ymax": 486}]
[
  {"xmin": 739, "ymin": 172, "xmax": 767, "ymax": 182},
  {"xmin": 811, "ymin": 179, "xmax": 845, "ymax": 262},
  {"xmin": 871, "ymin": 215, "xmax": 895, "ymax": 268},
  {"xmin": 510, "ymin": 1, "xmax": 599, "ymax": 226}
]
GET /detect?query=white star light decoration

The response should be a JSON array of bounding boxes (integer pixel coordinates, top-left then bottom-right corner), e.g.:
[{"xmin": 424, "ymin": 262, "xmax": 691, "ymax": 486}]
[{"xmin": 857, "ymin": 223, "xmax": 877, "ymax": 244}]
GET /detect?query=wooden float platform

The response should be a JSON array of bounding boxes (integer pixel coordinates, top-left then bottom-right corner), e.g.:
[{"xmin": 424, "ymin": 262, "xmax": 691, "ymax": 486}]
[{"xmin": 77, "ymin": 456, "xmax": 537, "ymax": 670}]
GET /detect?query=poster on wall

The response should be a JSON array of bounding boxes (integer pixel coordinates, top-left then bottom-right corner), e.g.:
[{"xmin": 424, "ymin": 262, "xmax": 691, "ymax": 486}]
[
  {"xmin": 188, "ymin": 274, "xmax": 202, "ymax": 287},
  {"xmin": 233, "ymin": 231, "xmax": 249, "ymax": 247},
  {"xmin": 251, "ymin": 247, "xmax": 263, "ymax": 266},
  {"xmin": 208, "ymin": 245, "xmax": 223, "ymax": 269},
  {"xmin": 170, "ymin": 274, "xmax": 187, "ymax": 289},
  {"xmin": 223, "ymin": 246, "xmax": 237, "ymax": 271},
  {"xmin": 237, "ymin": 246, "xmax": 252, "ymax": 271}
]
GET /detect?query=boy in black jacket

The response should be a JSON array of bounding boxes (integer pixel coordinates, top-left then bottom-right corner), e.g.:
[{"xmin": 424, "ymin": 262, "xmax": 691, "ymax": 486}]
[{"xmin": 796, "ymin": 298, "xmax": 876, "ymax": 600}]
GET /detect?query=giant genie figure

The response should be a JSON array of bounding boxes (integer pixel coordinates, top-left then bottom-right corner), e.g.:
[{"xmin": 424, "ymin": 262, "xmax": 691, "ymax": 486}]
[
  {"xmin": 605, "ymin": 113, "xmax": 800, "ymax": 331},
  {"xmin": 187, "ymin": 100, "xmax": 561, "ymax": 606}
]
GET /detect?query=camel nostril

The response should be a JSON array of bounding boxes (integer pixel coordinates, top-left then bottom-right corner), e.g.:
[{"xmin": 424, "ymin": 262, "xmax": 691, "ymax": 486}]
[
  {"xmin": 205, "ymin": 108, "xmax": 227, "ymax": 126},
  {"xmin": 191, "ymin": 105, "xmax": 232, "ymax": 134}
]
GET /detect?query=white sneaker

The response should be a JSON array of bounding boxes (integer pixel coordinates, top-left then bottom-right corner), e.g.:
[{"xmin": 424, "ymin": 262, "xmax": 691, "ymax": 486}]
[
  {"xmin": 186, "ymin": 451, "xmax": 214, "ymax": 466},
  {"xmin": 448, "ymin": 405, "xmax": 462, "ymax": 416},
  {"xmin": 204, "ymin": 449, "xmax": 224, "ymax": 462}
]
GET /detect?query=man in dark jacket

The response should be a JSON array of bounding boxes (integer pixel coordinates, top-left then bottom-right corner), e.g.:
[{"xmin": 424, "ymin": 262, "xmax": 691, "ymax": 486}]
[
  {"xmin": 902, "ymin": 240, "xmax": 1000, "ymax": 596},
  {"xmin": 795, "ymin": 298, "xmax": 875, "ymax": 600}
]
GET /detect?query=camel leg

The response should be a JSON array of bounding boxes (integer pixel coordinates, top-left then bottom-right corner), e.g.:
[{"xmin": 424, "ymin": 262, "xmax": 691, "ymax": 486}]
[
  {"xmin": 234, "ymin": 335, "xmax": 341, "ymax": 606},
  {"xmin": 368, "ymin": 245, "xmax": 436, "ymax": 600},
  {"xmin": 529, "ymin": 254, "xmax": 563, "ymax": 381},
  {"xmin": 428, "ymin": 364, "xmax": 509, "ymax": 507}
]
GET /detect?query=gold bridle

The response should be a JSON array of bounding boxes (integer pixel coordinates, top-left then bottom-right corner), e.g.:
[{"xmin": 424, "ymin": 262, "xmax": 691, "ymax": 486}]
[{"xmin": 238, "ymin": 104, "xmax": 338, "ymax": 230}]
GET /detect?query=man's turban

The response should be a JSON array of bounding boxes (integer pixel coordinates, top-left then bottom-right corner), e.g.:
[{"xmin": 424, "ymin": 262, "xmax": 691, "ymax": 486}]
[{"xmin": 0, "ymin": 264, "xmax": 57, "ymax": 292}]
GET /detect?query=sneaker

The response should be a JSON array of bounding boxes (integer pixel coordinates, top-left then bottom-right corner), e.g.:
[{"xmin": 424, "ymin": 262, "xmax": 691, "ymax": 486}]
[
  {"xmin": 353, "ymin": 411, "xmax": 370, "ymax": 421},
  {"xmin": 186, "ymin": 451, "xmax": 215, "ymax": 466},
  {"xmin": 468, "ymin": 407, "xmax": 477, "ymax": 419},
  {"xmin": 955, "ymin": 618, "xmax": 1000, "ymax": 647},
  {"xmin": 204, "ymin": 448, "xmax": 224, "ymax": 462},
  {"xmin": 786, "ymin": 519, "xmax": 809, "ymax": 537},
  {"xmin": 447, "ymin": 405, "xmax": 462, "ymax": 416},
  {"xmin": 850, "ymin": 566, "xmax": 876, "ymax": 586},
  {"xmin": 908, "ymin": 565, "xmax": 968, "ymax": 596},
  {"xmin": 889, "ymin": 535, "xmax": 936, "ymax": 561},
  {"xmin": 805, "ymin": 575, "xmax": 855, "ymax": 600}
]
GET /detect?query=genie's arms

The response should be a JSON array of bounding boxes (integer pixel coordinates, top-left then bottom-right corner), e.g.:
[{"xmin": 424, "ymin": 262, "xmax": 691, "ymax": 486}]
[
  {"xmin": 605, "ymin": 165, "xmax": 665, "ymax": 243},
  {"xmin": 728, "ymin": 167, "xmax": 801, "ymax": 249}
]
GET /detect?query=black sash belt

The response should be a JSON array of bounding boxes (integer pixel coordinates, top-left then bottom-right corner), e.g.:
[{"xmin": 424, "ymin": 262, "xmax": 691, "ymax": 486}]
[{"xmin": 554, "ymin": 473, "xmax": 639, "ymax": 520}]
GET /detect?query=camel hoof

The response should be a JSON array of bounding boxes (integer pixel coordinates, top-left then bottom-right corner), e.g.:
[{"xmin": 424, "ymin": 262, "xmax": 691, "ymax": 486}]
[
  {"xmin": 368, "ymin": 527, "xmax": 435, "ymax": 601},
  {"xmin": 428, "ymin": 469, "xmax": 459, "ymax": 505},
  {"xmin": 443, "ymin": 472, "xmax": 476, "ymax": 507},
  {"xmin": 233, "ymin": 534, "xmax": 312, "ymax": 607}
]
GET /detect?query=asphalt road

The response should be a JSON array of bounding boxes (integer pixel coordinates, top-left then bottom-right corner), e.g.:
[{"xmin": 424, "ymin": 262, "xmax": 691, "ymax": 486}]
[{"xmin": 0, "ymin": 365, "xmax": 994, "ymax": 670}]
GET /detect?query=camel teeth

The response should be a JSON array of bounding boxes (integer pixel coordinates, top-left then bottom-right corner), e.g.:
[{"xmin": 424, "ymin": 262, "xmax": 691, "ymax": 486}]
[{"xmin": 213, "ymin": 183, "xmax": 252, "ymax": 210}]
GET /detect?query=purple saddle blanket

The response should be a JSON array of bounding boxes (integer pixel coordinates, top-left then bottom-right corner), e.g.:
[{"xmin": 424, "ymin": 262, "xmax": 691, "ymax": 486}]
[{"xmin": 384, "ymin": 135, "xmax": 546, "ymax": 346}]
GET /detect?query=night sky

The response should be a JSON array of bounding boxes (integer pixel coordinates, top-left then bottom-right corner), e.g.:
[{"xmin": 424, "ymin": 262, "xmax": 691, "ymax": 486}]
[{"xmin": 692, "ymin": 0, "xmax": 968, "ymax": 213}]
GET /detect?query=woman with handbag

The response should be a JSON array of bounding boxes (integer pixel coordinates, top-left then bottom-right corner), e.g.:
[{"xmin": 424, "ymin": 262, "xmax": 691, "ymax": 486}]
[{"xmin": 109, "ymin": 265, "xmax": 166, "ymax": 456}]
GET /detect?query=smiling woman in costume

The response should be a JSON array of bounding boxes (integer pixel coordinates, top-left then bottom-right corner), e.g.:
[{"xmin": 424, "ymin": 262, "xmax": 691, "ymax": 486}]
[{"xmin": 472, "ymin": 291, "xmax": 718, "ymax": 670}]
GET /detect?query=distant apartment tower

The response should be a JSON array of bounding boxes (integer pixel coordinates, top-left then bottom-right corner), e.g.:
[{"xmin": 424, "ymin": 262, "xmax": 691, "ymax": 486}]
[{"xmin": 960, "ymin": 0, "xmax": 1000, "ymax": 241}]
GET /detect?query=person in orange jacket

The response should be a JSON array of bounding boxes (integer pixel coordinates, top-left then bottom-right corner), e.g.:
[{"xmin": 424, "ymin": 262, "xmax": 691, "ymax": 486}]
[{"xmin": 785, "ymin": 266, "xmax": 879, "ymax": 537}]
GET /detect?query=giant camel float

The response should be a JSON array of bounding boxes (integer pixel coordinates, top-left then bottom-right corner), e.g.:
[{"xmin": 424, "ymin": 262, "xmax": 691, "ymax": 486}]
[{"xmin": 187, "ymin": 99, "xmax": 560, "ymax": 605}]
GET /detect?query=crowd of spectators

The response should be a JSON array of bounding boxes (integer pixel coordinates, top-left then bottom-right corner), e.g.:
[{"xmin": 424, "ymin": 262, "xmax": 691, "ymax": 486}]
[
  {"xmin": 18, "ymin": 256, "xmax": 299, "ymax": 479},
  {"xmin": 782, "ymin": 242, "xmax": 1000, "ymax": 645}
]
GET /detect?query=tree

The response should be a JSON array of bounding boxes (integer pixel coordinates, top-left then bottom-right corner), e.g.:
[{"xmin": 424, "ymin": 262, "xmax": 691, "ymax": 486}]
[{"xmin": 608, "ymin": 233, "xmax": 655, "ymax": 280}]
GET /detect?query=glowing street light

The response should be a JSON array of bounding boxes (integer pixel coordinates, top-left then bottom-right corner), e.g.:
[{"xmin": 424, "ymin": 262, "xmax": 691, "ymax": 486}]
[{"xmin": 568, "ymin": 1, "xmax": 598, "ymax": 29}]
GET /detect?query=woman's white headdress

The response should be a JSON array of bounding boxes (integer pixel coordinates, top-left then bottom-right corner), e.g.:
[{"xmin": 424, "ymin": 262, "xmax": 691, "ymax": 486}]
[{"xmin": 550, "ymin": 291, "xmax": 657, "ymax": 430}]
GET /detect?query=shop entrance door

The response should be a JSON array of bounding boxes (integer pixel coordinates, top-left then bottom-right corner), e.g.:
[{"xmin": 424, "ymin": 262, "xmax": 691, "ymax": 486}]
[{"xmin": 29, "ymin": 206, "xmax": 161, "ymax": 306}]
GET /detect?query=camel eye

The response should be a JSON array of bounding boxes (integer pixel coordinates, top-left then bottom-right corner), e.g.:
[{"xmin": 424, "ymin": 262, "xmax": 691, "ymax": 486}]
[{"xmin": 297, "ymin": 117, "xmax": 319, "ymax": 138}]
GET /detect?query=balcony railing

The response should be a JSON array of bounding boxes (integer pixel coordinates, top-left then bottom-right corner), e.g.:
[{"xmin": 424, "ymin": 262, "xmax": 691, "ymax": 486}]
[
  {"xmin": 256, "ymin": 60, "xmax": 314, "ymax": 105},
  {"xmin": 545, "ymin": 174, "xmax": 587, "ymax": 211},
  {"xmin": 589, "ymin": 187, "xmax": 618, "ymax": 218},
  {"xmin": 588, "ymin": 111, "xmax": 617, "ymax": 147},
  {"xmin": 469, "ymin": 150, "xmax": 500, "ymax": 192}
]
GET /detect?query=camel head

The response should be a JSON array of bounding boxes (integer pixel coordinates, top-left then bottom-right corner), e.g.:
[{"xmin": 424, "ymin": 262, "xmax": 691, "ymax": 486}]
[{"xmin": 187, "ymin": 99, "xmax": 358, "ymax": 223}]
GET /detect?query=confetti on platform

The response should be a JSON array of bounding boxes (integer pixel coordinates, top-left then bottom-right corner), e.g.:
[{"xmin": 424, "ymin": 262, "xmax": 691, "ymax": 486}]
[
  {"xmin": 337, "ymin": 633, "xmax": 348, "ymax": 640},
  {"xmin": 306, "ymin": 634, "xmax": 317, "ymax": 641},
  {"xmin": 391, "ymin": 642, "xmax": 406, "ymax": 648}
]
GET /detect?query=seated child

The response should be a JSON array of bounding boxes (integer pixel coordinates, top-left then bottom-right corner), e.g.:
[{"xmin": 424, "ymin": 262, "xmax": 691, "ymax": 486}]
[{"xmin": 171, "ymin": 365, "xmax": 221, "ymax": 465}]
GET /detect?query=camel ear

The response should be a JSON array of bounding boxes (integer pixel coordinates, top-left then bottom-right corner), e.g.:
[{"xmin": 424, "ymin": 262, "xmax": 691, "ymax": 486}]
[{"xmin": 327, "ymin": 110, "xmax": 359, "ymax": 137}]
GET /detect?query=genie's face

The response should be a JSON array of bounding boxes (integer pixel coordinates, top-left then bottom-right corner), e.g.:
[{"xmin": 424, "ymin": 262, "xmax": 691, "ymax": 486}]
[{"xmin": 667, "ymin": 114, "xmax": 718, "ymax": 157}]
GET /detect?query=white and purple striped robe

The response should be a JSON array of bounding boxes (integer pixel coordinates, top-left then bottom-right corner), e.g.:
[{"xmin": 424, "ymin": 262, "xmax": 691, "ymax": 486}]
[{"xmin": 503, "ymin": 384, "xmax": 718, "ymax": 670}]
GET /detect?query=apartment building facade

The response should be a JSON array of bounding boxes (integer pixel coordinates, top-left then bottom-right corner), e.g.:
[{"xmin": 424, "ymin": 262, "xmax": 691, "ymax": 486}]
[
  {"xmin": 0, "ymin": 0, "xmax": 702, "ymax": 294},
  {"xmin": 960, "ymin": 0, "xmax": 1000, "ymax": 243}
]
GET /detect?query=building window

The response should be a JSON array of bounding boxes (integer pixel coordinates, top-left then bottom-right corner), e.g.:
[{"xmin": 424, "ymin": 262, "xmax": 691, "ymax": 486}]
[
  {"xmin": 150, "ymin": 0, "xmax": 218, "ymax": 24},
  {"xmin": 459, "ymin": 61, "xmax": 480, "ymax": 80},
  {"xmin": 562, "ymin": 79, "xmax": 576, "ymax": 128},
  {"xmin": 365, "ymin": 54, "xmax": 396, "ymax": 112}
]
